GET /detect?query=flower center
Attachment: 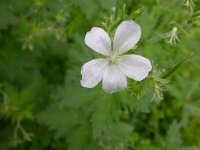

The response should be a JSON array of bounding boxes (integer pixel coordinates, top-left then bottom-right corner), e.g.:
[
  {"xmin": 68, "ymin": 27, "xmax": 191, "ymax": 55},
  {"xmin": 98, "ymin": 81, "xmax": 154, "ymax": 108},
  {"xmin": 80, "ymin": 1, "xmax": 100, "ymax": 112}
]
[
  {"xmin": 111, "ymin": 56, "xmax": 117, "ymax": 63},
  {"xmin": 108, "ymin": 54, "xmax": 119, "ymax": 63}
]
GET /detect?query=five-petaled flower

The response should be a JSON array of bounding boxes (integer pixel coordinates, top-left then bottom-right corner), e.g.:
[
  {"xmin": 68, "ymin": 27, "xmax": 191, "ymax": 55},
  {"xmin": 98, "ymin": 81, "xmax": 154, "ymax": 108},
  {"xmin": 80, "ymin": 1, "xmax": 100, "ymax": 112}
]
[{"xmin": 80, "ymin": 20, "xmax": 152, "ymax": 94}]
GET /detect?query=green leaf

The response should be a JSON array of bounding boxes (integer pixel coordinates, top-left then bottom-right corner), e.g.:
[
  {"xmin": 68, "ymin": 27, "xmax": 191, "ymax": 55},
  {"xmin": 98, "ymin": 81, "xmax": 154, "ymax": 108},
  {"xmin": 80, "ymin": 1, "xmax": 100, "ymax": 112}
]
[
  {"xmin": 67, "ymin": 122, "xmax": 99, "ymax": 150},
  {"xmin": 38, "ymin": 106, "xmax": 82, "ymax": 138},
  {"xmin": 91, "ymin": 93, "xmax": 121, "ymax": 138},
  {"xmin": 162, "ymin": 53, "xmax": 193, "ymax": 78},
  {"xmin": 119, "ymin": 90, "xmax": 153, "ymax": 113},
  {"xmin": 0, "ymin": 4, "xmax": 17, "ymax": 30},
  {"xmin": 106, "ymin": 122, "xmax": 133, "ymax": 142},
  {"xmin": 165, "ymin": 120, "xmax": 182, "ymax": 150},
  {"xmin": 38, "ymin": 105, "xmax": 100, "ymax": 150}
]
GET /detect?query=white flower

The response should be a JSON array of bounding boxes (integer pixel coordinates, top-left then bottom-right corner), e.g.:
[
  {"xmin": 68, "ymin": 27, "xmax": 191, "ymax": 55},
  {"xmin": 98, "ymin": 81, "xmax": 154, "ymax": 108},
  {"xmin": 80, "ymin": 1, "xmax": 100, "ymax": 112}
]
[{"xmin": 81, "ymin": 20, "xmax": 152, "ymax": 94}]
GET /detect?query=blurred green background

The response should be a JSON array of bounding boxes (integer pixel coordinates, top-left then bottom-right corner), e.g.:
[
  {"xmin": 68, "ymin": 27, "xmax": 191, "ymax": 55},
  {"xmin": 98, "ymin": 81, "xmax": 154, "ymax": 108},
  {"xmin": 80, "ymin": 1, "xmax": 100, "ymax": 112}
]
[{"xmin": 0, "ymin": 0, "xmax": 200, "ymax": 150}]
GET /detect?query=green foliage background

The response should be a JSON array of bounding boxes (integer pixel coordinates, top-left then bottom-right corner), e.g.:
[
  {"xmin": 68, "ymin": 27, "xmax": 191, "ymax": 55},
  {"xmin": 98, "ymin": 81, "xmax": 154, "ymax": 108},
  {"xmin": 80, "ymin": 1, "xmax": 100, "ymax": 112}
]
[{"xmin": 0, "ymin": 0, "xmax": 200, "ymax": 149}]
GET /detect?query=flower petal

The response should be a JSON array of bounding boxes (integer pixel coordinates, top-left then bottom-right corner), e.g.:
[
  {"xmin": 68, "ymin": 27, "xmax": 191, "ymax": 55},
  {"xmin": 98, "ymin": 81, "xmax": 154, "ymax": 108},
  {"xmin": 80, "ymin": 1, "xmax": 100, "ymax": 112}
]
[
  {"xmin": 85, "ymin": 27, "xmax": 111, "ymax": 56},
  {"xmin": 118, "ymin": 54, "xmax": 152, "ymax": 81},
  {"xmin": 102, "ymin": 64, "xmax": 127, "ymax": 93},
  {"xmin": 113, "ymin": 20, "xmax": 141, "ymax": 55},
  {"xmin": 81, "ymin": 59, "xmax": 108, "ymax": 88}
]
